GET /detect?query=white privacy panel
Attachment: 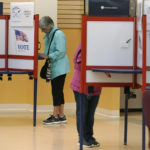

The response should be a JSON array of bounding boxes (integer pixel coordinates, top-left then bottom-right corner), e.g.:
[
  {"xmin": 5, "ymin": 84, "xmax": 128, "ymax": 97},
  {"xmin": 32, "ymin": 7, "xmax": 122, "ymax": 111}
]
[
  {"xmin": 137, "ymin": 31, "xmax": 143, "ymax": 68},
  {"xmin": 0, "ymin": 59, "xmax": 5, "ymax": 68},
  {"xmin": 147, "ymin": 32, "xmax": 150, "ymax": 66},
  {"xmin": 86, "ymin": 21, "xmax": 134, "ymax": 66},
  {"xmin": 137, "ymin": 0, "xmax": 143, "ymax": 31},
  {"xmin": 86, "ymin": 71, "xmax": 133, "ymax": 83},
  {"xmin": 8, "ymin": 59, "xmax": 34, "ymax": 70},
  {"xmin": 146, "ymin": 71, "xmax": 150, "ymax": 83},
  {"xmin": 8, "ymin": 23, "xmax": 35, "ymax": 56},
  {"xmin": 0, "ymin": 20, "xmax": 6, "ymax": 55},
  {"xmin": 144, "ymin": 0, "xmax": 150, "ymax": 31}
]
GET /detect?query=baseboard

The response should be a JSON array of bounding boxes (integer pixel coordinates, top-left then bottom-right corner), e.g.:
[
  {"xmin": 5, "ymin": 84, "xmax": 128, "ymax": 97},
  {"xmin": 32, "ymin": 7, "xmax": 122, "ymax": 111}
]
[
  {"xmin": 37, "ymin": 103, "xmax": 76, "ymax": 112},
  {"xmin": 0, "ymin": 103, "xmax": 76, "ymax": 112},
  {"xmin": 0, "ymin": 103, "xmax": 120, "ymax": 117},
  {"xmin": 96, "ymin": 108, "xmax": 120, "ymax": 118},
  {"xmin": 0, "ymin": 104, "xmax": 32, "ymax": 111}
]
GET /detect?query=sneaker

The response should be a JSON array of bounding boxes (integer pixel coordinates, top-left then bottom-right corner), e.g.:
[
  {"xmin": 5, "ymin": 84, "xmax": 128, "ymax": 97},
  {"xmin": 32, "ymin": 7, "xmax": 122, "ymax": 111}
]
[
  {"xmin": 89, "ymin": 137, "xmax": 100, "ymax": 147},
  {"xmin": 43, "ymin": 115, "xmax": 60, "ymax": 125},
  {"xmin": 78, "ymin": 139, "xmax": 92, "ymax": 148},
  {"xmin": 59, "ymin": 115, "xmax": 67, "ymax": 123}
]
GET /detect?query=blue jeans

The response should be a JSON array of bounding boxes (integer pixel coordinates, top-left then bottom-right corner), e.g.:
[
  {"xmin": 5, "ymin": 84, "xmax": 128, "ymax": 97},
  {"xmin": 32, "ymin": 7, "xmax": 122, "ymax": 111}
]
[{"xmin": 73, "ymin": 91, "xmax": 100, "ymax": 140}]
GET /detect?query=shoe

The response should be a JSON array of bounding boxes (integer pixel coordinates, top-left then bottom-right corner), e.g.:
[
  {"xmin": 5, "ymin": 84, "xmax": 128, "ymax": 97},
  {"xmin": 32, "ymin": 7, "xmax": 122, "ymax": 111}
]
[
  {"xmin": 43, "ymin": 115, "xmax": 60, "ymax": 125},
  {"xmin": 59, "ymin": 115, "xmax": 67, "ymax": 123},
  {"xmin": 78, "ymin": 139, "xmax": 92, "ymax": 148},
  {"xmin": 89, "ymin": 137, "xmax": 100, "ymax": 147}
]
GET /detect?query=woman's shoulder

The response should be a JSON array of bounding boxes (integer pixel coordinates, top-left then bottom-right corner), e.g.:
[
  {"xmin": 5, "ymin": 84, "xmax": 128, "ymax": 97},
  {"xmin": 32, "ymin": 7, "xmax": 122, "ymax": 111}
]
[
  {"xmin": 55, "ymin": 29, "xmax": 65, "ymax": 37},
  {"xmin": 52, "ymin": 29, "xmax": 65, "ymax": 41}
]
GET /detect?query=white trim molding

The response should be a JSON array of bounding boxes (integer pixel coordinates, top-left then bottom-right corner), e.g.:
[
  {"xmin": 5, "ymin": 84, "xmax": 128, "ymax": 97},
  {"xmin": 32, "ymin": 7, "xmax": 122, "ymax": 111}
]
[
  {"xmin": 0, "ymin": 103, "xmax": 120, "ymax": 117},
  {"xmin": 96, "ymin": 108, "xmax": 120, "ymax": 118},
  {"xmin": 0, "ymin": 103, "xmax": 76, "ymax": 112}
]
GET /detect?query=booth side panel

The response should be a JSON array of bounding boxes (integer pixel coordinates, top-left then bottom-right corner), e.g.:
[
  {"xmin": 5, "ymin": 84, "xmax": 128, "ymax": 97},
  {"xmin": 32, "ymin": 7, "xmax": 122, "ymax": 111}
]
[
  {"xmin": 133, "ymin": 17, "xmax": 138, "ymax": 88},
  {"xmin": 142, "ymin": 16, "xmax": 147, "ymax": 91},
  {"xmin": 5, "ymin": 16, "xmax": 9, "ymax": 70},
  {"xmin": 86, "ymin": 21, "xmax": 134, "ymax": 67},
  {"xmin": 86, "ymin": 71, "xmax": 133, "ymax": 83},
  {"xmin": 84, "ymin": 16, "xmax": 136, "ymax": 87},
  {"xmin": 0, "ymin": 18, "xmax": 6, "ymax": 70},
  {"xmin": 81, "ymin": 15, "xmax": 88, "ymax": 93},
  {"xmin": 33, "ymin": 15, "xmax": 39, "ymax": 79},
  {"xmin": 7, "ymin": 16, "xmax": 38, "ymax": 73},
  {"xmin": 146, "ymin": 31, "xmax": 150, "ymax": 86}
]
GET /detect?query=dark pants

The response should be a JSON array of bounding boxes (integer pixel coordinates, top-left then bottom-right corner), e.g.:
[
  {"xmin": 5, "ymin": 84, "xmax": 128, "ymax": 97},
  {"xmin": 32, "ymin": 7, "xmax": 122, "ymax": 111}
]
[
  {"xmin": 143, "ymin": 90, "xmax": 150, "ymax": 148},
  {"xmin": 51, "ymin": 74, "xmax": 66, "ymax": 106},
  {"xmin": 73, "ymin": 91, "xmax": 100, "ymax": 140}
]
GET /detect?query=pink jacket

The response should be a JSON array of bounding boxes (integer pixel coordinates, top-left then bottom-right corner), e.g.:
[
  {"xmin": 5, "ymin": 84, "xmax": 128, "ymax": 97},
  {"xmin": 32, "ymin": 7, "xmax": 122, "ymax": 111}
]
[{"xmin": 70, "ymin": 43, "xmax": 101, "ymax": 95}]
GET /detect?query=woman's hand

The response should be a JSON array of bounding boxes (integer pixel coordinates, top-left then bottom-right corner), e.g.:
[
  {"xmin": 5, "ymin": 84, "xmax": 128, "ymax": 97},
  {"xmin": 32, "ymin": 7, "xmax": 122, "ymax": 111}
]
[{"xmin": 38, "ymin": 53, "xmax": 49, "ymax": 59}]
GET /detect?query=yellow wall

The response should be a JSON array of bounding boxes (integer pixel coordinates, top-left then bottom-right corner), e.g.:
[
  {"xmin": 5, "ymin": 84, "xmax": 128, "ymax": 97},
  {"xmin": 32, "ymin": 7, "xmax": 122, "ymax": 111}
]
[
  {"xmin": 99, "ymin": 88, "xmax": 120, "ymax": 110},
  {"xmin": 0, "ymin": 27, "xmax": 120, "ymax": 111},
  {"xmin": 0, "ymin": 75, "xmax": 33, "ymax": 104}
]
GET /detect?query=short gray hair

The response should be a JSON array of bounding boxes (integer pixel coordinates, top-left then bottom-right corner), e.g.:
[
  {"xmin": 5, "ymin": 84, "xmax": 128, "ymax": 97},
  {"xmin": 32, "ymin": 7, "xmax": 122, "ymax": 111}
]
[{"xmin": 39, "ymin": 16, "xmax": 54, "ymax": 30}]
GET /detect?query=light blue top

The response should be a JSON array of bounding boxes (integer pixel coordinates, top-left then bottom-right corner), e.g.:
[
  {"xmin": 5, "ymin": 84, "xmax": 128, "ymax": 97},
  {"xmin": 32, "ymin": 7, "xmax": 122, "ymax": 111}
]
[{"xmin": 44, "ymin": 26, "xmax": 70, "ymax": 79}]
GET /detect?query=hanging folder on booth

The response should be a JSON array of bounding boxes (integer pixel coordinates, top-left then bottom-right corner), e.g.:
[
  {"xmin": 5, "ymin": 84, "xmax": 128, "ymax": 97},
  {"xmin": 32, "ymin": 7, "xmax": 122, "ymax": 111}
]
[
  {"xmin": 0, "ymin": 2, "xmax": 3, "ymax": 15},
  {"xmin": 88, "ymin": 0, "xmax": 130, "ymax": 16}
]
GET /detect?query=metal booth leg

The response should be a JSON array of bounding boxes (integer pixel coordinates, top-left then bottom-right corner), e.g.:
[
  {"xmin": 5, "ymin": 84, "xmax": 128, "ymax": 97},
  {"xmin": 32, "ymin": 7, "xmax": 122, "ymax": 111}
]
[
  {"xmin": 142, "ymin": 100, "xmax": 146, "ymax": 150},
  {"xmin": 124, "ymin": 92, "xmax": 129, "ymax": 145},
  {"xmin": 33, "ymin": 78, "xmax": 37, "ymax": 126},
  {"xmin": 79, "ymin": 94, "xmax": 84, "ymax": 150},
  {"xmin": 124, "ymin": 87, "xmax": 136, "ymax": 145}
]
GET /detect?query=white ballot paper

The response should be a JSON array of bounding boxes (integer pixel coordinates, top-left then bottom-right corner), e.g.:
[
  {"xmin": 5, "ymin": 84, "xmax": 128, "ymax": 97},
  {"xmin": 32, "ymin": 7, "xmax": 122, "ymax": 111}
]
[
  {"xmin": 136, "ymin": 0, "xmax": 143, "ymax": 31},
  {"xmin": 144, "ymin": 0, "xmax": 150, "ymax": 30}
]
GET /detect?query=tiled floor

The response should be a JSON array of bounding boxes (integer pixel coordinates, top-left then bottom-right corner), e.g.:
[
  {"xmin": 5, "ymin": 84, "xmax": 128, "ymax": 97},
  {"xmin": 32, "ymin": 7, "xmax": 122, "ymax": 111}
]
[{"xmin": 0, "ymin": 111, "xmax": 148, "ymax": 150}]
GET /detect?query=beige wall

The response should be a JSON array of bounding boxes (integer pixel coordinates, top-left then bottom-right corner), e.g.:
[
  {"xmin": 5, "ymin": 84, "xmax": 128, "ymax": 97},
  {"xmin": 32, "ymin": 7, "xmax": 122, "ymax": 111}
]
[
  {"xmin": 100, "ymin": 88, "xmax": 120, "ymax": 110},
  {"xmin": 35, "ymin": 0, "xmax": 57, "ymax": 24},
  {"xmin": 0, "ymin": 1, "xmax": 120, "ymax": 112}
]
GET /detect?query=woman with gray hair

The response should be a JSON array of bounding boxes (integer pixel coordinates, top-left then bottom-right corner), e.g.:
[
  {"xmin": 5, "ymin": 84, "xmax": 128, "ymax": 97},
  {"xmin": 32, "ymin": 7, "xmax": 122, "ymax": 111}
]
[
  {"xmin": 38, "ymin": 16, "xmax": 70, "ymax": 125},
  {"xmin": 39, "ymin": 16, "xmax": 54, "ymax": 33}
]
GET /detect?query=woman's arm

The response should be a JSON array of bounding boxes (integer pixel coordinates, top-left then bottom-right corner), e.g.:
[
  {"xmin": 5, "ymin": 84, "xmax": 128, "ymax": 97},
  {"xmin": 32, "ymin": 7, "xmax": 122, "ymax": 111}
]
[{"xmin": 38, "ymin": 53, "xmax": 49, "ymax": 59}]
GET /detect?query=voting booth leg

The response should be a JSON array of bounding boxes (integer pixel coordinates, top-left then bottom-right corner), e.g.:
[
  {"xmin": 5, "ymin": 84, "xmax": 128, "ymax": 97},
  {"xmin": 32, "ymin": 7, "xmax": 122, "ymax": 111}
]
[
  {"xmin": 33, "ymin": 78, "xmax": 37, "ymax": 126},
  {"xmin": 143, "ymin": 90, "xmax": 150, "ymax": 149},
  {"xmin": 79, "ymin": 94, "xmax": 84, "ymax": 150},
  {"xmin": 142, "ymin": 100, "xmax": 146, "ymax": 150},
  {"xmin": 124, "ymin": 94, "xmax": 129, "ymax": 145}
]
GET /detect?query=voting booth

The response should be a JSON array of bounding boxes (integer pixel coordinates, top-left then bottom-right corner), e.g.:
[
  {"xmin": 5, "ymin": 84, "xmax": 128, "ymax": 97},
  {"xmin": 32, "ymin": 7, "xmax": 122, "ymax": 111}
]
[
  {"xmin": 0, "ymin": 15, "xmax": 39, "ymax": 126},
  {"xmin": 0, "ymin": 2, "xmax": 39, "ymax": 126},
  {"xmin": 79, "ymin": 12, "xmax": 149, "ymax": 150},
  {"xmin": 81, "ymin": 16, "xmax": 138, "ymax": 90},
  {"xmin": 80, "ymin": 14, "xmax": 149, "ymax": 93},
  {"xmin": 82, "ymin": 0, "xmax": 150, "ymax": 92},
  {"xmin": 78, "ymin": 1, "xmax": 150, "ymax": 150},
  {"xmin": 0, "ymin": 15, "xmax": 39, "ymax": 76}
]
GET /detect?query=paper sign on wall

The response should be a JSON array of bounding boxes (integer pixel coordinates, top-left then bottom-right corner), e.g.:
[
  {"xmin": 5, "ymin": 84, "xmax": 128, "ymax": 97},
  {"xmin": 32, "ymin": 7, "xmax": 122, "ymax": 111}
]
[{"xmin": 10, "ymin": 2, "xmax": 34, "ymax": 27}]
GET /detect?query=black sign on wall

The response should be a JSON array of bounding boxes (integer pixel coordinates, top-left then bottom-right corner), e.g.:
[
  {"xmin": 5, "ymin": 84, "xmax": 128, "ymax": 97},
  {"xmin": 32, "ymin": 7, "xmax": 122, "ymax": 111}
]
[
  {"xmin": 0, "ymin": 2, "xmax": 3, "ymax": 16},
  {"xmin": 89, "ymin": 0, "xmax": 130, "ymax": 17}
]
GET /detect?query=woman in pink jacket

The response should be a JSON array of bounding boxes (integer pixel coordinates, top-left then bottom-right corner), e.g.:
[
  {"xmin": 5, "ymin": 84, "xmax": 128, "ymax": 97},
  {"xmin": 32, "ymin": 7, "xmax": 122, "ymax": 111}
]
[{"xmin": 71, "ymin": 43, "xmax": 102, "ymax": 148}]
